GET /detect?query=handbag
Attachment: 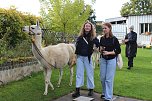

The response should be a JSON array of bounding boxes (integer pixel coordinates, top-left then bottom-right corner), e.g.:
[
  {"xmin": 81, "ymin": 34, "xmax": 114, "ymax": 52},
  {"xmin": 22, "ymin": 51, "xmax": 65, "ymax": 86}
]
[
  {"xmin": 117, "ymin": 54, "xmax": 123, "ymax": 69},
  {"xmin": 112, "ymin": 37, "xmax": 123, "ymax": 69}
]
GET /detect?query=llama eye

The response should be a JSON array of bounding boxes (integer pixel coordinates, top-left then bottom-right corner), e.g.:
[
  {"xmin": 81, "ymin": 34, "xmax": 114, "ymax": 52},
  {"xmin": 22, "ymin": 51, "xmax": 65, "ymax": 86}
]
[{"xmin": 31, "ymin": 27, "xmax": 35, "ymax": 29}]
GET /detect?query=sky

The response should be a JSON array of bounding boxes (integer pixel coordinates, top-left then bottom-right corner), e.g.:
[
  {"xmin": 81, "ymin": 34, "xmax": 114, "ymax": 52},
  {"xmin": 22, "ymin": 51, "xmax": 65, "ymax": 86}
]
[{"xmin": 0, "ymin": 0, "xmax": 130, "ymax": 21}]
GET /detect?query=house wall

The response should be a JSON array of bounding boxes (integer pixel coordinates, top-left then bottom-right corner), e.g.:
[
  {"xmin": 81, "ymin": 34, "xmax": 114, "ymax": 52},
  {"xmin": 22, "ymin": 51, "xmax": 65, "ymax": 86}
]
[
  {"xmin": 105, "ymin": 17, "xmax": 127, "ymax": 40},
  {"xmin": 127, "ymin": 15, "xmax": 152, "ymax": 45},
  {"xmin": 112, "ymin": 24, "xmax": 127, "ymax": 40}
]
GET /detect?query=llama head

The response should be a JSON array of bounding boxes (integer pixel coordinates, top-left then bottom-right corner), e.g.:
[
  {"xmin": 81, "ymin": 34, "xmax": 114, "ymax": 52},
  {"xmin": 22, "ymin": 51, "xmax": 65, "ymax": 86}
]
[{"xmin": 22, "ymin": 20, "xmax": 42, "ymax": 36}]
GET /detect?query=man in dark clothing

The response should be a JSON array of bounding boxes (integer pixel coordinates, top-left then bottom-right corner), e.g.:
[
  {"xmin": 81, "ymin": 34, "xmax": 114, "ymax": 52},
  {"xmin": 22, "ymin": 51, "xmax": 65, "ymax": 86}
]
[{"xmin": 124, "ymin": 25, "xmax": 137, "ymax": 70}]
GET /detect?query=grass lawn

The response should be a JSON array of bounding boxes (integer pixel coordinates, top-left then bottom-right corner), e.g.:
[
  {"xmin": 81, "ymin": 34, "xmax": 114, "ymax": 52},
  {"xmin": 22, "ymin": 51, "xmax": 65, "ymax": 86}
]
[{"xmin": 0, "ymin": 45, "xmax": 152, "ymax": 101}]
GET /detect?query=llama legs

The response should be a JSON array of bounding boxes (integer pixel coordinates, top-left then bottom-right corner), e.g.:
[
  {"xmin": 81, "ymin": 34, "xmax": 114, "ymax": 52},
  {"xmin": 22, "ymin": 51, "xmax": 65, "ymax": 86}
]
[
  {"xmin": 43, "ymin": 68, "xmax": 54, "ymax": 95},
  {"xmin": 57, "ymin": 68, "xmax": 63, "ymax": 87},
  {"xmin": 69, "ymin": 66, "xmax": 73, "ymax": 86}
]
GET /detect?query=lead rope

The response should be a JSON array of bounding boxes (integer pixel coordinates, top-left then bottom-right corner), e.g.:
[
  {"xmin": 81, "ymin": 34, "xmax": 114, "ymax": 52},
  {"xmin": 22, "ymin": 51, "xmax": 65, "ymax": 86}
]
[{"xmin": 32, "ymin": 40, "xmax": 56, "ymax": 68}]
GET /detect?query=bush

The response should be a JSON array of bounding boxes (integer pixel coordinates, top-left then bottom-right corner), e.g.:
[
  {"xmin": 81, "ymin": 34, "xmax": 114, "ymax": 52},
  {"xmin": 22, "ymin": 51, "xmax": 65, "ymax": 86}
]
[
  {"xmin": 0, "ymin": 7, "xmax": 42, "ymax": 64},
  {"xmin": 0, "ymin": 7, "xmax": 42, "ymax": 47}
]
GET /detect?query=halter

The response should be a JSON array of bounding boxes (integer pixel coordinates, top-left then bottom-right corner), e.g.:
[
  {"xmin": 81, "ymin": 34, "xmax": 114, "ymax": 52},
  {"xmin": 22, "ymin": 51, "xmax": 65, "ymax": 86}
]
[{"xmin": 28, "ymin": 26, "xmax": 35, "ymax": 35}]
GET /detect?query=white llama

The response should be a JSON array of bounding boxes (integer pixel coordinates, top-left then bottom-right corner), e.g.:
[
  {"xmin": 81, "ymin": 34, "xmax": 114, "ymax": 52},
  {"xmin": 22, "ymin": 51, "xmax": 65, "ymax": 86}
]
[
  {"xmin": 22, "ymin": 20, "xmax": 76, "ymax": 95},
  {"xmin": 92, "ymin": 35, "xmax": 102, "ymax": 68}
]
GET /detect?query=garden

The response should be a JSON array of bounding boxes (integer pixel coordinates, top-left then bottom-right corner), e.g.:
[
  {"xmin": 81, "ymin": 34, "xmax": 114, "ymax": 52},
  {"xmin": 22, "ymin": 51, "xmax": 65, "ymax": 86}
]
[
  {"xmin": 0, "ymin": 45, "xmax": 152, "ymax": 101},
  {"xmin": 0, "ymin": 7, "xmax": 152, "ymax": 101}
]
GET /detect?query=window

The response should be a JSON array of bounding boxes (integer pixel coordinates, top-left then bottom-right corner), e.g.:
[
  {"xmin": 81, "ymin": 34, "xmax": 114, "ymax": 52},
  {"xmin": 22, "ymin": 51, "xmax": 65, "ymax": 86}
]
[
  {"xmin": 140, "ymin": 24, "xmax": 144, "ymax": 33},
  {"xmin": 149, "ymin": 23, "xmax": 152, "ymax": 32},
  {"xmin": 110, "ymin": 20, "xmax": 126, "ymax": 25},
  {"xmin": 117, "ymin": 20, "xmax": 126, "ymax": 24},
  {"xmin": 145, "ymin": 23, "xmax": 148, "ymax": 32},
  {"xmin": 110, "ymin": 22, "xmax": 116, "ymax": 24},
  {"xmin": 140, "ymin": 23, "xmax": 152, "ymax": 34}
]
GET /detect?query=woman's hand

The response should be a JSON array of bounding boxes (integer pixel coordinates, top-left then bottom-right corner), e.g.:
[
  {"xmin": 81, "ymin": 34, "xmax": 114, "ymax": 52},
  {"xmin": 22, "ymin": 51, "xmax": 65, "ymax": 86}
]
[
  {"xmin": 124, "ymin": 39, "xmax": 129, "ymax": 42},
  {"xmin": 103, "ymin": 50, "xmax": 115, "ymax": 55},
  {"xmin": 99, "ymin": 46, "xmax": 105, "ymax": 53},
  {"xmin": 102, "ymin": 51, "xmax": 109, "ymax": 55}
]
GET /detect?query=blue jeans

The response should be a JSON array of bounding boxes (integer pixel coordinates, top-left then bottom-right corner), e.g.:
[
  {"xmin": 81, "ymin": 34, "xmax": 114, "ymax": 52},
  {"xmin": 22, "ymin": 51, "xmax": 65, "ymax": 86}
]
[
  {"xmin": 76, "ymin": 55, "xmax": 94, "ymax": 89},
  {"xmin": 100, "ymin": 57, "xmax": 116, "ymax": 100}
]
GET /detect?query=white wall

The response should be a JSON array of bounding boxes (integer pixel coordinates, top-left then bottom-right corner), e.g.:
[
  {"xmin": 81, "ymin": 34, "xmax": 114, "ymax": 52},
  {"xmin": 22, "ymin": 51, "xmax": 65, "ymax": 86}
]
[
  {"xmin": 127, "ymin": 15, "xmax": 152, "ymax": 45},
  {"xmin": 112, "ymin": 24, "xmax": 127, "ymax": 40},
  {"xmin": 105, "ymin": 17, "xmax": 127, "ymax": 40}
]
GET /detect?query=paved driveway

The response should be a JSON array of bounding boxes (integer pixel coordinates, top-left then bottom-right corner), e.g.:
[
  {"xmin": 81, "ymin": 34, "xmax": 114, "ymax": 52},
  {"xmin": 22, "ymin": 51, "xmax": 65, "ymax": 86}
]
[{"xmin": 53, "ymin": 90, "xmax": 143, "ymax": 101}]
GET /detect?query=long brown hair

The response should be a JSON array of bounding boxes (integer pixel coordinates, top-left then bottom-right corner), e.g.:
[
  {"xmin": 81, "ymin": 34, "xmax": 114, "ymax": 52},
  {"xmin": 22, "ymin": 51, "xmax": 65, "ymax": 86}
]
[
  {"xmin": 102, "ymin": 22, "xmax": 113, "ymax": 38},
  {"xmin": 78, "ymin": 20, "xmax": 96, "ymax": 40}
]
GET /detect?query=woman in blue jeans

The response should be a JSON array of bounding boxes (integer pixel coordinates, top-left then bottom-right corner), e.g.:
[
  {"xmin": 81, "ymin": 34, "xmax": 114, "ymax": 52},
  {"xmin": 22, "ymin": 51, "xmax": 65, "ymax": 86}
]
[
  {"xmin": 99, "ymin": 22, "xmax": 121, "ymax": 101},
  {"xmin": 72, "ymin": 20, "xmax": 99, "ymax": 98}
]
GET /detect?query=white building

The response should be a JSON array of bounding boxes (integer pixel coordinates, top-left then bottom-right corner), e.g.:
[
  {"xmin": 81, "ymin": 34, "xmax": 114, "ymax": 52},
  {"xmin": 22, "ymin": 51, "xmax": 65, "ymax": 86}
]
[
  {"xmin": 105, "ymin": 15, "xmax": 152, "ymax": 46},
  {"xmin": 105, "ymin": 17, "xmax": 127, "ymax": 40}
]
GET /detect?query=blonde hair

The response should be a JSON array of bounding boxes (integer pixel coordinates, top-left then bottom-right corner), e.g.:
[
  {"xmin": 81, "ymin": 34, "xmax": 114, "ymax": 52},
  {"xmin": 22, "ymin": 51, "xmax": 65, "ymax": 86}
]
[
  {"xmin": 102, "ymin": 22, "xmax": 113, "ymax": 38},
  {"xmin": 78, "ymin": 20, "xmax": 96, "ymax": 40}
]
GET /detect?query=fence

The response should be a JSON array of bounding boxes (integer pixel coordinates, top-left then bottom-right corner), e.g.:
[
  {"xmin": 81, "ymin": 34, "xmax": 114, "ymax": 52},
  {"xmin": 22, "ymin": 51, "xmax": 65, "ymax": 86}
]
[{"xmin": 42, "ymin": 29, "xmax": 77, "ymax": 44}]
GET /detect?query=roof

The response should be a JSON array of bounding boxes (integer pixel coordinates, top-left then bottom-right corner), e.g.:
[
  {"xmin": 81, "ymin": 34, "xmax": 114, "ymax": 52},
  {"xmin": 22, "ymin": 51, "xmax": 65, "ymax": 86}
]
[{"xmin": 105, "ymin": 17, "xmax": 127, "ymax": 22}]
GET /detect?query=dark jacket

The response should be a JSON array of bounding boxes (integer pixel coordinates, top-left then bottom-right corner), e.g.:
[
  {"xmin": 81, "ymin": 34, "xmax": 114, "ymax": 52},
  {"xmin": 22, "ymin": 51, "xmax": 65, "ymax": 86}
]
[
  {"xmin": 100, "ymin": 36, "xmax": 121, "ymax": 60},
  {"xmin": 75, "ymin": 36, "xmax": 99, "ymax": 62},
  {"xmin": 125, "ymin": 31, "xmax": 137, "ymax": 57}
]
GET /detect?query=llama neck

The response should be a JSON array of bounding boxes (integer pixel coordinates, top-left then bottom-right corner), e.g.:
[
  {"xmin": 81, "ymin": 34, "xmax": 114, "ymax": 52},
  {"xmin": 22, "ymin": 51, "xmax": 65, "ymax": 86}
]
[{"xmin": 33, "ymin": 35, "xmax": 42, "ymax": 50}]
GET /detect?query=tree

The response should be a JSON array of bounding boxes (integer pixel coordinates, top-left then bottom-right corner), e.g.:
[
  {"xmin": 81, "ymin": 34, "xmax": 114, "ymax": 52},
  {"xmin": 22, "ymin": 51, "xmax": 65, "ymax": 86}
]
[
  {"xmin": 39, "ymin": 0, "xmax": 95, "ymax": 35},
  {"xmin": 120, "ymin": 0, "xmax": 152, "ymax": 16},
  {"xmin": 88, "ymin": 9, "xmax": 96, "ymax": 25},
  {"xmin": 96, "ymin": 24, "xmax": 102, "ymax": 35}
]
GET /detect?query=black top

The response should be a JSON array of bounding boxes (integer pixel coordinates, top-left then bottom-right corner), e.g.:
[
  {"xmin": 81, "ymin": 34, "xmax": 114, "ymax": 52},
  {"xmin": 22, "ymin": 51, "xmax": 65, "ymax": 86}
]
[
  {"xmin": 125, "ymin": 31, "xmax": 137, "ymax": 44},
  {"xmin": 125, "ymin": 31, "xmax": 137, "ymax": 57},
  {"xmin": 75, "ymin": 36, "xmax": 99, "ymax": 56},
  {"xmin": 100, "ymin": 36, "xmax": 121, "ymax": 60}
]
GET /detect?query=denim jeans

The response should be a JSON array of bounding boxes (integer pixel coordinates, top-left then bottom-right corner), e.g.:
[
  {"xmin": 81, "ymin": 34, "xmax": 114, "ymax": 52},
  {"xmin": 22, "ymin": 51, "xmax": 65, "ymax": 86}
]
[
  {"xmin": 100, "ymin": 57, "xmax": 116, "ymax": 100},
  {"xmin": 76, "ymin": 55, "xmax": 94, "ymax": 89}
]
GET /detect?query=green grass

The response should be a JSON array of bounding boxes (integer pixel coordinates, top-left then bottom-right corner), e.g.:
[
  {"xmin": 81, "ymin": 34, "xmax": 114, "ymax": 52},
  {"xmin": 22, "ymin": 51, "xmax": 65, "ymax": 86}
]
[
  {"xmin": 0, "ymin": 45, "xmax": 152, "ymax": 101},
  {"xmin": 0, "ymin": 69, "xmax": 75, "ymax": 101},
  {"xmin": 113, "ymin": 45, "xmax": 152, "ymax": 100}
]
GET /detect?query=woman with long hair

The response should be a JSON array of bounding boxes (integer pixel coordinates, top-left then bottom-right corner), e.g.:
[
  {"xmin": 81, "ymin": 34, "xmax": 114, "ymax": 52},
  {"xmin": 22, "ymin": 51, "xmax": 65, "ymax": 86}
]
[
  {"xmin": 72, "ymin": 20, "xmax": 99, "ymax": 98},
  {"xmin": 99, "ymin": 22, "xmax": 121, "ymax": 101}
]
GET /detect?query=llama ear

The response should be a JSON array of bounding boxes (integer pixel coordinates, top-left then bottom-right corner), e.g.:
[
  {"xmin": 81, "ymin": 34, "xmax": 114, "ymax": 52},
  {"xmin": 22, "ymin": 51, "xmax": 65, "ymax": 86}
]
[{"xmin": 36, "ymin": 20, "xmax": 40, "ymax": 27}]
